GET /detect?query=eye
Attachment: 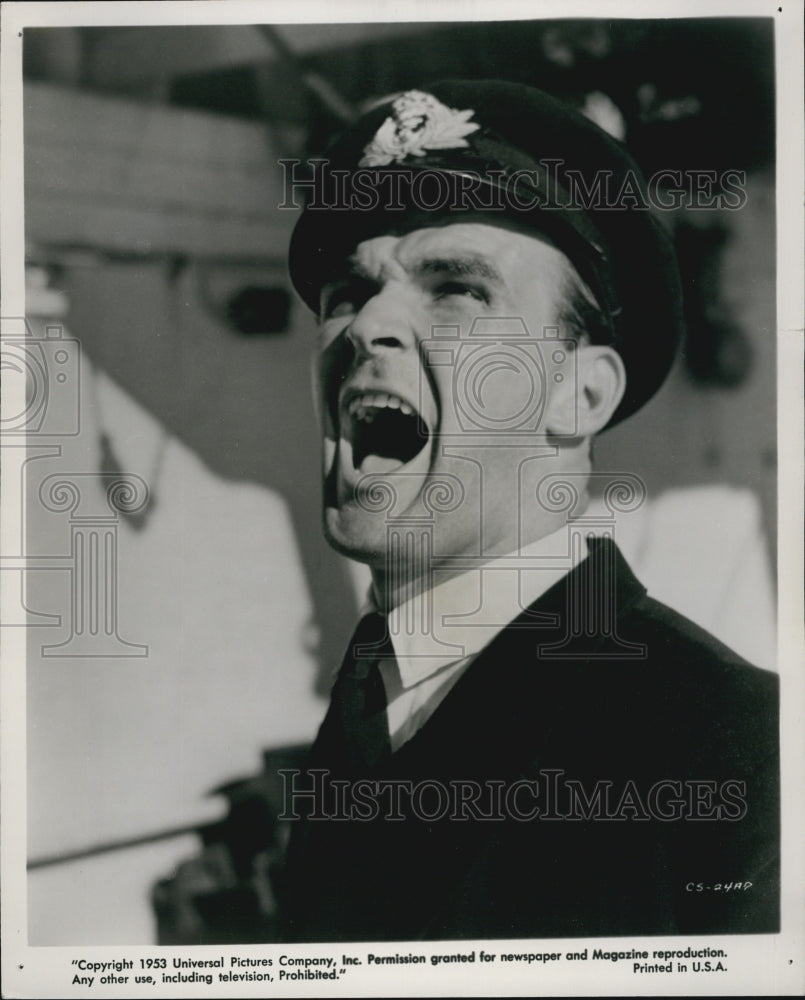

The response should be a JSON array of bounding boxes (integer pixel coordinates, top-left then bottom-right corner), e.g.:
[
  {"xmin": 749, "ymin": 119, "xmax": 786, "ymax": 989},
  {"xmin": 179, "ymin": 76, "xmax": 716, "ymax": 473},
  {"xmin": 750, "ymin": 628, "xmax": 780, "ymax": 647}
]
[
  {"xmin": 327, "ymin": 299, "xmax": 356, "ymax": 319},
  {"xmin": 321, "ymin": 287, "xmax": 355, "ymax": 320},
  {"xmin": 433, "ymin": 281, "xmax": 488, "ymax": 304},
  {"xmin": 320, "ymin": 277, "xmax": 377, "ymax": 320}
]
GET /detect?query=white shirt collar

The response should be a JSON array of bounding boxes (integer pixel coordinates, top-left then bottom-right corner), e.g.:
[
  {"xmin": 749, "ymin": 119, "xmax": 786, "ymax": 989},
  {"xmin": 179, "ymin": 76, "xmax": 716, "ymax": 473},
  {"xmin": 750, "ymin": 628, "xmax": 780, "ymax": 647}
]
[{"xmin": 362, "ymin": 525, "xmax": 587, "ymax": 690}]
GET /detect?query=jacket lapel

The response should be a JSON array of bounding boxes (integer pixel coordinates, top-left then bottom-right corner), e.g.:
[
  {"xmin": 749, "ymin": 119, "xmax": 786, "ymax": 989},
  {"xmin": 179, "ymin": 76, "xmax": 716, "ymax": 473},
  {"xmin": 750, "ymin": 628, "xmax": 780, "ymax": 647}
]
[
  {"xmin": 387, "ymin": 536, "xmax": 648, "ymax": 780},
  {"xmin": 379, "ymin": 537, "xmax": 650, "ymax": 938},
  {"xmin": 282, "ymin": 537, "xmax": 652, "ymax": 942}
]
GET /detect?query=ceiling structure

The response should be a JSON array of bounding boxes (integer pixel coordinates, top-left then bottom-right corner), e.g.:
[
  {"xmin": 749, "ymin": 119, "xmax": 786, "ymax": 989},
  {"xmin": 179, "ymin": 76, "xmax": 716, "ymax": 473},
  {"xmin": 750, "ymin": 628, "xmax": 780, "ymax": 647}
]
[{"xmin": 24, "ymin": 19, "xmax": 775, "ymax": 171}]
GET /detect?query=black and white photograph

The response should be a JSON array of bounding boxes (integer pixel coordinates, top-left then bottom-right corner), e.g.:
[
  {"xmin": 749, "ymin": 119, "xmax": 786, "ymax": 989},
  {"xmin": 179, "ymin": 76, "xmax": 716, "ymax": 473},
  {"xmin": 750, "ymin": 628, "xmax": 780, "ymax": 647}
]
[{"xmin": 1, "ymin": 1, "xmax": 803, "ymax": 996}]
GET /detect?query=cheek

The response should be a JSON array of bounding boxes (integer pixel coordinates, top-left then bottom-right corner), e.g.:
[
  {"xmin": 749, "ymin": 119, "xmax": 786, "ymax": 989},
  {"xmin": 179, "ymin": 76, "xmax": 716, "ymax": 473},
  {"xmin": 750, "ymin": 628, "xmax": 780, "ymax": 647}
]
[
  {"xmin": 311, "ymin": 351, "xmax": 330, "ymax": 410},
  {"xmin": 309, "ymin": 355, "xmax": 325, "ymax": 423},
  {"xmin": 314, "ymin": 324, "xmax": 350, "ymax": 386},
  {"xmin": 317, "ymin": 319, "xmax": 347, "ymax": 354},
  {"xmin": 419, "ymin": 310, "xmax": 486, "ymax": 428},
  {"xmin": 547, "ymin": 340, "xmax": 579, "ymax": 386},
  {"xmin": 421, "ymin": 362, "xmax": 456, "ymax": 430}
]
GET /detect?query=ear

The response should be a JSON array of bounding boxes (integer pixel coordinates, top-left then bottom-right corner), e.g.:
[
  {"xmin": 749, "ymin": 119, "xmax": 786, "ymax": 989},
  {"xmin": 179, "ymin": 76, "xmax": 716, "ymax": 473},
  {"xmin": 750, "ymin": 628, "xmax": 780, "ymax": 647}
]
[{"xmin": 544, "ymin": 344, "xmax": 627, "ymax": 437}]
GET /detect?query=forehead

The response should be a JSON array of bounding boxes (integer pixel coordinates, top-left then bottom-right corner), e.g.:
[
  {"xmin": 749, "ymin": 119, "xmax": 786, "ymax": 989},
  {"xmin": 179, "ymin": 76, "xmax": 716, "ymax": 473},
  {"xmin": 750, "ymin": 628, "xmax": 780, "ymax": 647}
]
[{"xmin": 347, "ymin": 220, "xmax": 571, "ymax": 288}]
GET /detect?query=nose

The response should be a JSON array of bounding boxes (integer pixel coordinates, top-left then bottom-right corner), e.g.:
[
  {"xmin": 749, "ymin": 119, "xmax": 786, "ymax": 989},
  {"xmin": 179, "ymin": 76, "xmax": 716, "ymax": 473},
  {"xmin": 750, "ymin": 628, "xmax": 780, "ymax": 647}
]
[{"xmin": 344, "ymin": 286, "xmax": 414, "ymax": 360}]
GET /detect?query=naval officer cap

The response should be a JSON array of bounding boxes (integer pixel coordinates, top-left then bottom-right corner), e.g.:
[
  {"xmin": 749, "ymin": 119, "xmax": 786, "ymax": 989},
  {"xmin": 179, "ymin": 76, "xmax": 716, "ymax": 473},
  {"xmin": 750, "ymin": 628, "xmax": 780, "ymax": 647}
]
[{"xmin": 288, "ymin": 79, "xmax": 684, "ymax": 426}]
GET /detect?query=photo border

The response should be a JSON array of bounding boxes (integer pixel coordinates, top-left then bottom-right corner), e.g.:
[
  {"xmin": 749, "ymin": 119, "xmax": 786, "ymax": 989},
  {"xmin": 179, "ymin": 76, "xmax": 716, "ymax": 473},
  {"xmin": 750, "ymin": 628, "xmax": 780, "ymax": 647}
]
[{"xmin": 2, "ymin": 1, "xmax": 802, "ymax": 996}]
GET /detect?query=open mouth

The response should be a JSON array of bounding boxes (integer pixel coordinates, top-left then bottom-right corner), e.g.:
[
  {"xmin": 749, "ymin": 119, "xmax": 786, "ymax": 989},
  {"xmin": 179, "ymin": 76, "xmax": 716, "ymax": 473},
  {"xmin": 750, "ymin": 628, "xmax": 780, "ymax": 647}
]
[{"xmin": 340, "ymin": 390, "xmax": 431, "ymax": 475}]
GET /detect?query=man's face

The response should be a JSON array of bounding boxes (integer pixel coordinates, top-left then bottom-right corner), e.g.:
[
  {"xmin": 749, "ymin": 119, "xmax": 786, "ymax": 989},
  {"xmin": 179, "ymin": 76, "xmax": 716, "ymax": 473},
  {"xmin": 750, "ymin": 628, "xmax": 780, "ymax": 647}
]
[{"xmin": 314, "ymin": 218, "xmax": 579, "ymax": 576}]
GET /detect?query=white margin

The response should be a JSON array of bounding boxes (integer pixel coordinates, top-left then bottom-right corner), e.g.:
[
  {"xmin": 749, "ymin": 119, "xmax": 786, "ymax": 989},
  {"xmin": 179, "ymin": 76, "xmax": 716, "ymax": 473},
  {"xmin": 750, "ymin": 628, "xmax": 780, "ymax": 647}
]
[{"xmin": 1, "ymin": 1, "xmax": 803, "ymax": 998}]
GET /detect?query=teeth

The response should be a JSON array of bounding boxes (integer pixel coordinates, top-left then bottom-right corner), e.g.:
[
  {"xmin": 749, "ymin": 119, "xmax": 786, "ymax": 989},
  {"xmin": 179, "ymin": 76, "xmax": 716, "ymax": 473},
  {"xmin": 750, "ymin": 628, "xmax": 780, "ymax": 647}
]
[{"xmin": 344, "ymin": 392, "xmax": 415, "ymax": 421}]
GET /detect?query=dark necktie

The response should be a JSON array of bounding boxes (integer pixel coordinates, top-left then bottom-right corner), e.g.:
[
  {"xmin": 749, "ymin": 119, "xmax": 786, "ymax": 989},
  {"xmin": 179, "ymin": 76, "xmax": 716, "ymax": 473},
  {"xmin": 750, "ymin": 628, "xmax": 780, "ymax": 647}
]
[
  {"xmin": 280, "ymin": 613, "xmax": 396, "ymax": 939},
  {"xmin": 315, "ymin": 612, "xmax": 394, "ymax": 773}
]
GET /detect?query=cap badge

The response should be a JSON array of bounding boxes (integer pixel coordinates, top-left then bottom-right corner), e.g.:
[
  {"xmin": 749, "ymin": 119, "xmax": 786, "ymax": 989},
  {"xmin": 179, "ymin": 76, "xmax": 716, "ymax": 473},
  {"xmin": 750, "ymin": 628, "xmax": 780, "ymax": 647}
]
[{"xmin": 359, "ymin": 90, "xmax": 481, "ymax": 168}]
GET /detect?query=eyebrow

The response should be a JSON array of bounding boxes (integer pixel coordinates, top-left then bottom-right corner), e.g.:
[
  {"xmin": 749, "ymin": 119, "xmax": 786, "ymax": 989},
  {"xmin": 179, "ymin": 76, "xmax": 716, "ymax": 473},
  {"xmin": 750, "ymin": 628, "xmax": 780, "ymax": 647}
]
[
  {"xmin": 341, "ymin": 256, "xmax": 377, "ymax": 282},
  {"xmin": 416, "ymin": 256, "xmax": 504, "ymax": 284},
  {"xmin": 339, "ymin": 253, "xmax": 505, "ymax": 286}
]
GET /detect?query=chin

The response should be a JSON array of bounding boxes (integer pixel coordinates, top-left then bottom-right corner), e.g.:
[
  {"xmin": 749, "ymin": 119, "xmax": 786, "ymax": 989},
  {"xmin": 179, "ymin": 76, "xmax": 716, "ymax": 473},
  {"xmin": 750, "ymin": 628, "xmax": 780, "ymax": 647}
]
[{"xmin": 322, "ymin": 504, "xmax": 390, "ymax": 566}]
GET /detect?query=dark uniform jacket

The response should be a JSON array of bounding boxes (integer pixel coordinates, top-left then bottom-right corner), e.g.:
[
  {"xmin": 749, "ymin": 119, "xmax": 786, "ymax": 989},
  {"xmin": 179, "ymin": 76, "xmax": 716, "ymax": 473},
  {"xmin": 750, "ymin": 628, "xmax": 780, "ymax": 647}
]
[{"xmin": 279, "ymin": 537, "xmax": 780, "ymax": 942}]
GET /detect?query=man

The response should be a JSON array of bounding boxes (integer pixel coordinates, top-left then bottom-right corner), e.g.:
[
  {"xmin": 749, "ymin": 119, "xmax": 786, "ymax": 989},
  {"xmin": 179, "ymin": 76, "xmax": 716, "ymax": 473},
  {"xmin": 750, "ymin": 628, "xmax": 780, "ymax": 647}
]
[{"xmin": 277, "ymin": 80, "xmax": 779, "ymax": 942}]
